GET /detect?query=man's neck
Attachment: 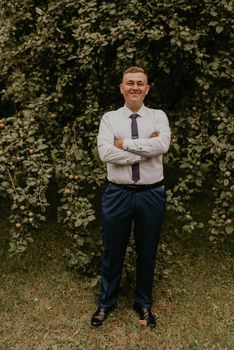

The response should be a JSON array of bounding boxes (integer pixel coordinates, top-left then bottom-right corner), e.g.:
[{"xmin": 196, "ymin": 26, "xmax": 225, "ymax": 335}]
[{"xmin": 125, "ymin": 102, "xmax": 144, "ymax": 113}]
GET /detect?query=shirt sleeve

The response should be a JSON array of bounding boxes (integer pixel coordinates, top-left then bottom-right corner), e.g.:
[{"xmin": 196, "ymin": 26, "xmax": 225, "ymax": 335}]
[
  {"xmin": 123, "ymin": 111, "xmax": 171, "ymax": 158},
  {"xmin": 97, "ymin": 114, "xmax": 146, "ymax": 165}
]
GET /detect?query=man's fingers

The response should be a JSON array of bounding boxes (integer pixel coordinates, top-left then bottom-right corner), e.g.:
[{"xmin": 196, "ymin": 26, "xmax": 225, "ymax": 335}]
[
  {"xmin": 150, "ymin": 131, "xmax": 160, "ymax": 138},
  {"xmin": 114, "ymin": 138, "xmax": 123, "ymax": 149}
]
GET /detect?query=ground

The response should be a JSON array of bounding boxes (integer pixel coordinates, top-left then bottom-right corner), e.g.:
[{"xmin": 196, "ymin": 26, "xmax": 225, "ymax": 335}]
[{"xmin": 0, "ymin": 218, "xmax": 233, "ymax": 350}]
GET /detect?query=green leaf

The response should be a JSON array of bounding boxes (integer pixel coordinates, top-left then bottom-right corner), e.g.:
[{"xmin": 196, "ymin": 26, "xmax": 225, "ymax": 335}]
[
  {"xmin": 216, "ymin": 26, "xmax": 224, "ymax": 34},
  {"xmin": 35, "ymin": 7, "xmax": 43, "ymax": 15},
  {"xmin": 225, "ymin": 226, "xmax": 233, "ymax": 235},
  {"xmin": 210, "ymin": 135, "xmax": 217, "ymax": 143}
]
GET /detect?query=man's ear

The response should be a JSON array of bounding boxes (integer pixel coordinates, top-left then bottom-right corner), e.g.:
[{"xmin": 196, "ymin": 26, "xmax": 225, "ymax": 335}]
[
  {"xmin": 146, "ymin": 84, "xmax": 150, "ymax": 95},
  {"xmin": 119, "ymin": 83, "xmax": 123, "ymax": 94}
]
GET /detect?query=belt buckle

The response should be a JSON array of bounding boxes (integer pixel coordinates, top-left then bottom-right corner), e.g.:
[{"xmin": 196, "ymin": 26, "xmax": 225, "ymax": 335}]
[{"xmin": 128, "ymin": 185, "xmax": 138, "ymax": 189}]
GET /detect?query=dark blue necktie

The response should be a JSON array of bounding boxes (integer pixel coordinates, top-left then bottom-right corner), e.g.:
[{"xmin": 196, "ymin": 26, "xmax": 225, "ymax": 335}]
[{"xmin": 130, "ymin": 114, "xmax": 140, "ymax": 183}]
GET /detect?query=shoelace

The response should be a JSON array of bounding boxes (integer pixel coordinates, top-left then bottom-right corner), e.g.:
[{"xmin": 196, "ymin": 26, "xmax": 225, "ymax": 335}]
[
  {"xmin": 143, "ymin": 308, "xmax": 150, "ymax": 318},
  {"xmin": 99, "ymin": 308, "xmax": 106, "ymax": 315},
  {"xmin": 94, "ymin": 308, "xmax": 106, "ymax": 320}
]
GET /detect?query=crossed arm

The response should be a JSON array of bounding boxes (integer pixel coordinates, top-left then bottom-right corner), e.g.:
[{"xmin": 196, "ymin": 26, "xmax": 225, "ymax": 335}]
[
  {"xmin": 114, "ymin": 131, "xmax": 160, "ymax": 149},
  {"xmin": 97, "ymin": 114, "xmax": 171, "ymax": 165}
]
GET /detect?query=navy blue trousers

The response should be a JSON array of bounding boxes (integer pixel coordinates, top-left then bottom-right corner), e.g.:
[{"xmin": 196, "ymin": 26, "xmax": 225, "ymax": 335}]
[{"xmin": 99, "ymin": 182, "xmax": 166, "ymax": 308}]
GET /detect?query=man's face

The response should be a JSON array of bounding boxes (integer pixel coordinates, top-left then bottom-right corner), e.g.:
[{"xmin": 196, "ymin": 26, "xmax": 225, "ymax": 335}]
[{"xmin": 120, "ymin": 72, "xmax": 150, "ymax": 107}]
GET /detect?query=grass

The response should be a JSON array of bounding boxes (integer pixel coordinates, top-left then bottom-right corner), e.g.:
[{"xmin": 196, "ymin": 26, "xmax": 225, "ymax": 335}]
[{"xmin": 0, "ymin": 217, "xmax": 233, "ymax": 350}]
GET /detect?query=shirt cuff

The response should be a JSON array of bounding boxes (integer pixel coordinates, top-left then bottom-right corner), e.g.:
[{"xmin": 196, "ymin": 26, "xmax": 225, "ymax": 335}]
[{"xmin": 123, "ymin": 139, "xmax": 143, "ymax": 152}]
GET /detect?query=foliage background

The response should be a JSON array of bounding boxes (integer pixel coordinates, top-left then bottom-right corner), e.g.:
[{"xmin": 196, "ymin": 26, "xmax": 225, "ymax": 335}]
[{"xmin": 0, "ymin": 0, "xmax": 233, "ymax": 272}]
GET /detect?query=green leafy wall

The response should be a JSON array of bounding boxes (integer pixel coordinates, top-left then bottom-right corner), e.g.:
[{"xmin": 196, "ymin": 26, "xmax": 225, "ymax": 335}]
[{"xmin": 0, "ymin": 0, "xmax": 233, "ymax": 269}]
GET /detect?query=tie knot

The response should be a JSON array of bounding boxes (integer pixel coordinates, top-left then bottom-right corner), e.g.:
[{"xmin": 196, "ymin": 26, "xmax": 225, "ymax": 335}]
[{"xmin": 130, "ymin": 114, "xmax": 139, "ymax": 119}]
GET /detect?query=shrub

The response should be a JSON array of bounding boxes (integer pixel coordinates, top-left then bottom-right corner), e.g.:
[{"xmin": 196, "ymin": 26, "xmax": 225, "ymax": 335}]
[{"xmin": 0, "ymin": 0, "xmax": 233, "ymax": 271}]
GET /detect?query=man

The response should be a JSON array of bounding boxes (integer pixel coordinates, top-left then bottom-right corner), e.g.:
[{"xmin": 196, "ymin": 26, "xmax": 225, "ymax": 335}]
[{"xmin": 91, "ymin": 66, "xmax": 171, "ymax": 328}]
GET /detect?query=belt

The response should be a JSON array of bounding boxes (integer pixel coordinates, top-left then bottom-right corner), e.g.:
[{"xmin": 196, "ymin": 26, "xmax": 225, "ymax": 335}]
[{"xmin": 109, "ymin": 180, "xmax": 164, "ymax": 191}]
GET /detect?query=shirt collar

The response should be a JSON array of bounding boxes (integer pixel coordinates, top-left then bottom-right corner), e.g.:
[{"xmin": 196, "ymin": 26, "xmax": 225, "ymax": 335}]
[{"xmin": 123, "ymin": 104, "xmax": 146, "ymax": 118}]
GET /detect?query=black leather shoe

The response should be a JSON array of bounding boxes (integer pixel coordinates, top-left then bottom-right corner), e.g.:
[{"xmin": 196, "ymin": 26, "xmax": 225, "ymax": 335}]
[
  {"xmin": 91, "ymin": 306, "xmax": 115, "ymax": 327},
  {"xmin": 133, "ymin": 302, "xmax": 156, "ymax": 328}
]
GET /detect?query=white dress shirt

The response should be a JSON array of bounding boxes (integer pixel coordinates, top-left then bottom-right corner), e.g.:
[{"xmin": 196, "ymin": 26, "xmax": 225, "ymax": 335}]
[{"xmin": 97, "ymin": 104, "xmax": 171, "ymax": 184}]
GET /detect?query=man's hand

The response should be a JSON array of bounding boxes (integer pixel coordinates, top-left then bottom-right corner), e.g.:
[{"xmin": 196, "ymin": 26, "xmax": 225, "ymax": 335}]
[
  {"xmin": 114, "ymin": 138, "xmax": 124, "ymax": 149},
  {"xmin": 150, "ymin": 131, "xmax": 160, "ymax": 138}
]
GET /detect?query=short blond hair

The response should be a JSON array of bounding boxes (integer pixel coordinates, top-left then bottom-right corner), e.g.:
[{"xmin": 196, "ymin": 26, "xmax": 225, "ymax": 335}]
[{"xmin": 123, "ymin": 66, "xmax": 148, "ymax": 78}]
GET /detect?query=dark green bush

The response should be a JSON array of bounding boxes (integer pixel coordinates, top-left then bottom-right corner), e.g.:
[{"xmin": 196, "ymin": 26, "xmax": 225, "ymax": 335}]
[{"xmin": 0, "ymin": 0, "xmax": 233, "ymax": 271}]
